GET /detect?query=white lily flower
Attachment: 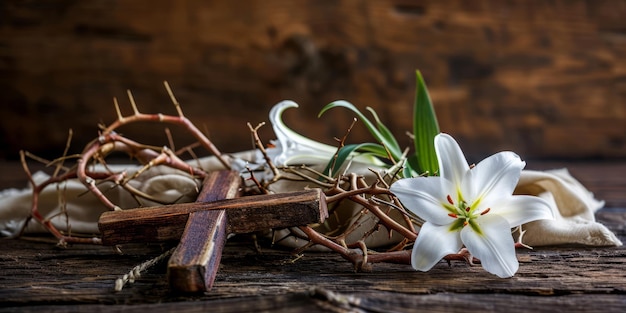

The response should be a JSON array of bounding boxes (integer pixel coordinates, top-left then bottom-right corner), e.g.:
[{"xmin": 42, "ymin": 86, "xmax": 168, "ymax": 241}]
[
  {"xmin": 267, "ymin": 101, "xmax": 339, "ymax": 166},
  {"xmin": 390, "ymin": 133, "xmax": 554, "ymax": 278},
  {"xmin": 265, "ymin": 101, "xmax": 384, "ymax": 167}
]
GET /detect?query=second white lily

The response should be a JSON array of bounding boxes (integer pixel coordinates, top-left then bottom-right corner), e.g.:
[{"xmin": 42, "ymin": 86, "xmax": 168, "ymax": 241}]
[
  {"xmin": 265, "ymin": 101, "xmax": 385, "ymax": 168},
  {"xmin": 390, "ymin": 133, "xmax": 554, "ymax": 278}
]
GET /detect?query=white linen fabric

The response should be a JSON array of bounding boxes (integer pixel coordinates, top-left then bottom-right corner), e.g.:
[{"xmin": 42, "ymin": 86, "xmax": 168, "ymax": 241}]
[
  {"xmin": 514, "ymin": 169, "xmax": 621, "ymax": 246},
  {"xmin": 0, "ymin": 153, "xmax": 621, "ymax": 248}
]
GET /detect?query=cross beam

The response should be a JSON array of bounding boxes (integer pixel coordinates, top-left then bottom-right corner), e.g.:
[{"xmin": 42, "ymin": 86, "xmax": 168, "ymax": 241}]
[{"xmin": 98, "ymin": 170, "xmax": 328, "ymax": 292}]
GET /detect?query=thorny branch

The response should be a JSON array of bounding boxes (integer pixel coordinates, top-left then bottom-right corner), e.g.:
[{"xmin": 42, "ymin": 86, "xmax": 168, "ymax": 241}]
[
  {"xmin": 18, "ymin": 83, "xmax": 476, "ymax": 271},
  {"xmin": 245, "ymin": 117, "xmax": 477, "ymax": 271},
  {"xmin": 19, "ymin": 82, "xmax": 226, "ymax": 245}
]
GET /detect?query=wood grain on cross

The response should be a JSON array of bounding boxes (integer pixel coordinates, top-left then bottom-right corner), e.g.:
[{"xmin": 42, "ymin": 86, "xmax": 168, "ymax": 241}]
[
  {"xmin": 98, "ymin": 170, "xmax": 328, "ymax": 293},
  {"xmin": 168, "ymin": 170, "xmax": 240, "ymax": 293}
]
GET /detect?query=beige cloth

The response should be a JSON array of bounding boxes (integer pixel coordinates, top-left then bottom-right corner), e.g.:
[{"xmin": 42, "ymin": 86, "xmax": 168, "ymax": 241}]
[
  {"xmin": 0, "ymin": 154, "xmax": 621, "ymax": 248},
  {"xmin": 515, "ymin": 169, "xmax": 621, "ymax": 246}
]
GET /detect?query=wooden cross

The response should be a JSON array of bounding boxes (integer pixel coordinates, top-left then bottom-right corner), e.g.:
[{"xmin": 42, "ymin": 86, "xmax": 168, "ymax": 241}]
[{"xmin": 98, "ymin": 170, "xmax": 328, "ymax": 293}]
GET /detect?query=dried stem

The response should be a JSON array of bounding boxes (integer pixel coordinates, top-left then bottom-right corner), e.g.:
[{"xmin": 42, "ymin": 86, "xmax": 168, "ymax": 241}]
[
  {"xmin": 247, "ymin": 122, "xmax": 280, "ymax": 179},
  {"xmin": 115, "ymin": 246, "xmax": 176, "ymax": 291}
]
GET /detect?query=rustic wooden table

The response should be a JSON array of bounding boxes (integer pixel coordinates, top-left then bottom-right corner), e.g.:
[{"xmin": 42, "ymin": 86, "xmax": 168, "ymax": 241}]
[{"xmin": 1, "ymin": 161, "xmax": 625, "ymax": 312}]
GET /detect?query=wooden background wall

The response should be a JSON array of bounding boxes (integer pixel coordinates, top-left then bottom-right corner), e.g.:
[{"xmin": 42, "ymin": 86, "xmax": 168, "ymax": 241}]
[{"xmin": 1, "ymin": 0, "xmax": 625, "ymax": 162}]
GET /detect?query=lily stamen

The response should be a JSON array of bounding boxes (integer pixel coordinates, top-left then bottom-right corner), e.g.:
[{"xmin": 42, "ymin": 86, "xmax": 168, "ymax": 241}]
[
  {"xmin": 481, "ymin": 208, "xmax": 491, "ymax": 215},
  {"xmin": 448, "ymin": 213, "xmax": 458, "ymax": 218},
  {"xmin": 447, "ymin": 195, "xmax": 454, "ymax": 205}
]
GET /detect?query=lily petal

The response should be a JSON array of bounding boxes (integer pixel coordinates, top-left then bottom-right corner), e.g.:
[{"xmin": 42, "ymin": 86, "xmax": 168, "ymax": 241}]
[
  {"xmin": 435, "ymin": 133, "xmax": 469, "ymax": 187},
  {"xmin": 462, "ymin": 151, "xmax": 525, "ymax": 207},
  {"xmin": 268, "ymin": 101, "xmax": 338, "ymax": 165},
  {"xmin": 390, "ymin": 177, "xmax": 457, "ymax": 225},
  {"xmin": 461, "ymin": 214, "xmax": 518, "ymax": 278},
  {"xmin": 412, "ymin": 222, "xmax": 463, "ymax": 271},
  {"xmin": 491, "ymin": 195, "xmax": 555, "ymax": 227},
  {"xmin": 267, "ymin": 101, "xmax": 385, "ymax": 167}
]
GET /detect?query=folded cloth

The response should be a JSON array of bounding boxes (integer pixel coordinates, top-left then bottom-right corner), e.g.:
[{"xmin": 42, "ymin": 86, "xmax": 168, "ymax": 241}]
[
  {"xmin": 0, "ymin": 154, "xmax": 621, "ymax": 248},
  {"xmin": 515, "ymin": 169, "xmax": 622, "ymax": 247}
]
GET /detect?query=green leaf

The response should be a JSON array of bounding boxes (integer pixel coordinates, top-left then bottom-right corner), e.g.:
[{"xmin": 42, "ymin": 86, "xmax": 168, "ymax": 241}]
[
  {"xmin": 365, "ymin": 107, "xmax": 401, "ymax": 152},
  {"xmin": 321, "ymin": 143, "xmax": 387, "ymax": 177},
  {"xmin": 404, "ymin": 155, "xmax": 421, "ymax": 178},
  {"xmin": 413, "ymin": 70, "xmax": 440, "ymax": 175},
  {"xmin": 319, "ymin": 101, "xmax": 403, "ymax": 162}
]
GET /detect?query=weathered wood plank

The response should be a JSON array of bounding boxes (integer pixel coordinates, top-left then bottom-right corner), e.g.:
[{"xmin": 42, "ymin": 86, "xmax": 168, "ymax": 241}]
[
  {"xmin": 1, "ymin": 160, "xmax": 625, "ymax": 311},
  {"xmin": 0, "ymin": 208, "xmax": 624, "ymax": 311},
  {"xmin": 1, "ymin": 0, "xmax": 625, "ymax": 161},
  {"xmin": 2, "ymin": 292, "xmax": 625, "ymax": 313},
  {"xmin": 98, "ymin": 189, "xmax": 328, "ymax": 245}
]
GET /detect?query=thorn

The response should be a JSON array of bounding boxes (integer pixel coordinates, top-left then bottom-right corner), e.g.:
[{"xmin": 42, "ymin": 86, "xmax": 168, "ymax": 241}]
[
  {"xmin": 113, "ymin": 97, "xmax": 123, "ymax": 121},
  {"xmin": 515, "ymin": 226, "xmax": 533, "ymax": 250},
  {"xmin": 127, "ymin": 90, "xmax": 139, "ymax": 115},
  {"xmin": 164, "ymin": 81, "xmax": 184, "ymax": 117}
]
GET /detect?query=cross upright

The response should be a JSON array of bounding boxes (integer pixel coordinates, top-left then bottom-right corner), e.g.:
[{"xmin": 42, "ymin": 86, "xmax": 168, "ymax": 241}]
[{"xmin": 98, "ymin": 170, "xmax": 328, "ymax": 293}]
